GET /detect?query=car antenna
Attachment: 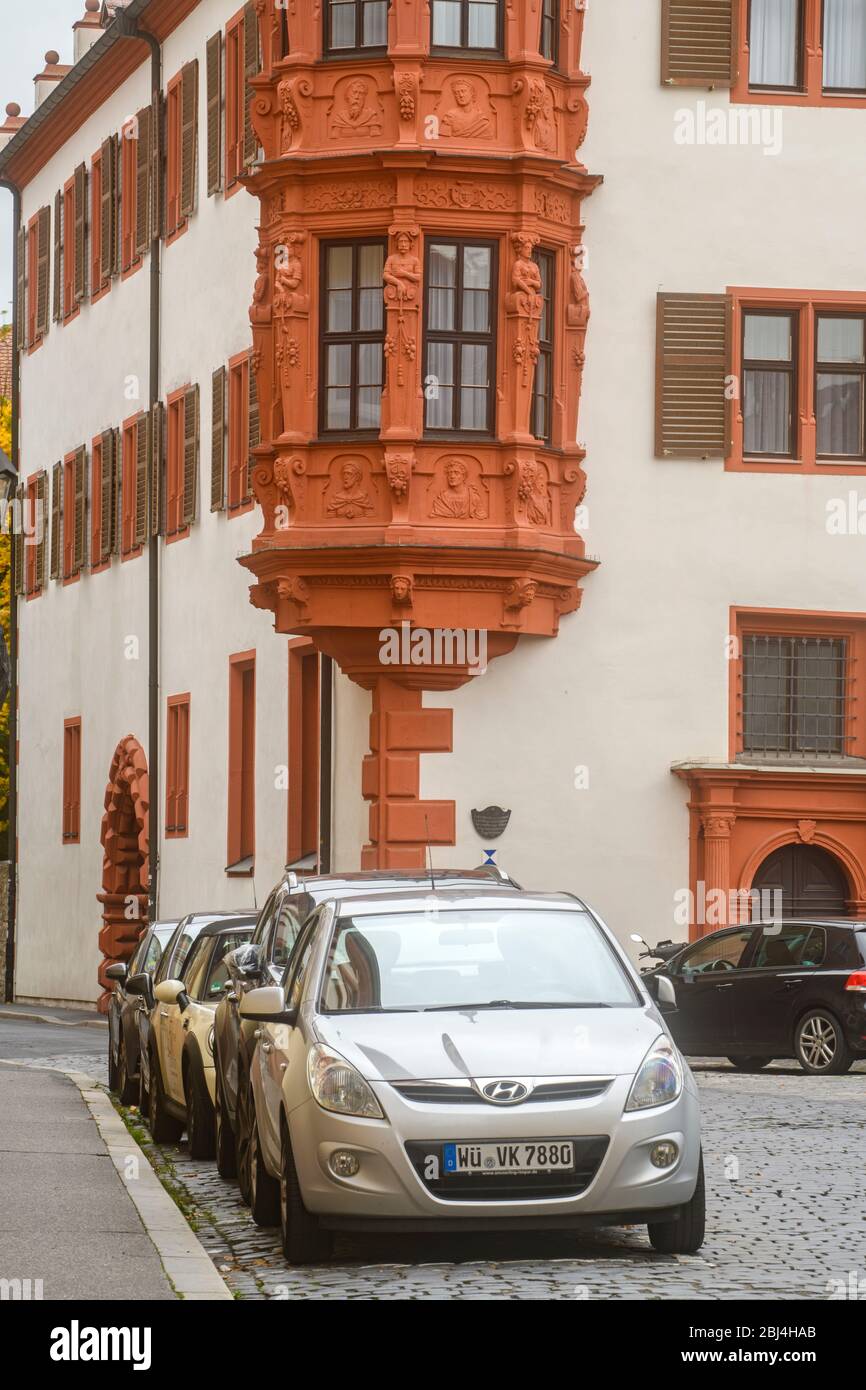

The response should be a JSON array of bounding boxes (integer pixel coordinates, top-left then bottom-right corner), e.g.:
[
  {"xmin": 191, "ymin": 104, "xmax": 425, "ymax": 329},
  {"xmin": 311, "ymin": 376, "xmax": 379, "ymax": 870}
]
[{"xmin": 425, "ymin": 814, "xmax": 436, "ymax": 892}]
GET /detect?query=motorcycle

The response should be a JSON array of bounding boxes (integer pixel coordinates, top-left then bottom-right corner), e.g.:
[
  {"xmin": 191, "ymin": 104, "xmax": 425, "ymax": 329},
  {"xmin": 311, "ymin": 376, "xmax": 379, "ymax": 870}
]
[{"xmin": 629, "ymin": 932, "xmax": 686, "ymax": 974}]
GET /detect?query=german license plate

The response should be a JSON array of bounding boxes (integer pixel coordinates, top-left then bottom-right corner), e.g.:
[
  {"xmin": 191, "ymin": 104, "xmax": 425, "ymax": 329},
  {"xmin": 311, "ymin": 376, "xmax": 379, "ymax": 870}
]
[{"xmin": 443, "ymin": 1141, "xmax": 575, "ymax": 1176}]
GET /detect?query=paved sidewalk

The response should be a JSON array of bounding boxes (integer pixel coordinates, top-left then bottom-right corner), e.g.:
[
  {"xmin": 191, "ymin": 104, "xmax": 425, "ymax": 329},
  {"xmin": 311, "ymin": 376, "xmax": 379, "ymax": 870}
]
[{"xmin": 0, "ymin": 1002, "xmax": 107, "ymax": 1029}]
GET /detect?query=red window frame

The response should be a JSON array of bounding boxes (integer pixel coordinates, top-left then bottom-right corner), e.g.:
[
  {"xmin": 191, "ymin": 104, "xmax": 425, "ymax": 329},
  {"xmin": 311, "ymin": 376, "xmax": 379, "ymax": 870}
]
[
  {"xmin": 90, "ymin": 434, "xmax": 108, "ymax": 573},
  {"xmin": 166, "ymin": 694, "xmax": 191, "ymax": 838},
  {"xmin": 120, "ymin": 117, "xmax": 140, "ymax": 276},
  {"xmin": 227, "ymin": 650, "xmax": 256, "ymax": 873},
  {"xmin": 165, "ymin": 388, "xmax": 190, "ymax": 541},
  {"xmin": 90, "ymin": 147, "xmax": 110, "ymax": 303},
  {"xmin": 63, "ymin": 717, "xmax": 82, "ymax": 844},
  {"xmin": 225, "ymin": 9, "xmax": 245, "ymax": 194},
  {"xmin": 24, "ymin": 472, "xmax": 43, "ymax": 599},
  {"xmin": 227, "ymin": 350, "xmax": 252, "ymax": 515},
  {"xmin": 62, "ymin": 177, "xmax": 77, "ymax": 322},
  {"xmin": 62, "ymin": 450, "xmax": 77, "ymax": 583},
  {"xmin": 120, "ymin": 414, "xmax": 144, "ymax": 559},
  {"xmin": 733, "ymin": 0, "xmax": 866, "ymax": 108},
  {"xmin": 26, "ymin": 215, "xmax": 39, "ymax": 351},
  {"xmin": 165, "ymin": 72, "xmax": 187, "ymax": 243}
]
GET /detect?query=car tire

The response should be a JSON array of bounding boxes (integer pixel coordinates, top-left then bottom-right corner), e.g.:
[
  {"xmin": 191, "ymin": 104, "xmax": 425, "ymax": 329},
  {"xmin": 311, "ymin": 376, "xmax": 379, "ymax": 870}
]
[
  {"xmin": 795, "ymin": 1009, "xmax": 854, "ymax": 1076},
  {"xmin": 117, "ymin": 1036, "xmax": 138, "ymax": 1105},
  {"xmin": 279, "ymin": 1122, "xmax": 331, "ymax": 1265},
  {"xmin": 185, "ymin": 1054, "xmax": 216, "ymax": 1160},
  {"xmin": 726, "ymin": 1056, "xmax": 773, "ymax": 1072},
  {"xmin": 148, "ymin": 1047, "xmax": 183, "ymax": 1145},
  {"xmin": 235, "ymin": 1062, "xmax": 252, "ymax": 1206},
  {"xmin": 648, "ymin": 1151, "xmax": 706, "ymax": 1256},
  {"xmin": 248, "ymin": 1098, "xmax": 280, "ymax": 1227},
  {"xmin": 138, "ymin": 1060, "xmax": 150, "ymax": 1119},
  {"xmin": 107, "ymin": 1017, "xmax": 120, "ymax": 1094},
  {"xmin": 214, "ymin": 1055, "xmax": 237, "ymax": 1179}
]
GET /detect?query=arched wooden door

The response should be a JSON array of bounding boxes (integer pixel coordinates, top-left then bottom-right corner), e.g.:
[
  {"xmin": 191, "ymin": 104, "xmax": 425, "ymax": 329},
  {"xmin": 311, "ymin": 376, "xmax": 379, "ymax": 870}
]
[{"xmin": 752, "ymin": 844, "xmax": 849, "ymax": 917}]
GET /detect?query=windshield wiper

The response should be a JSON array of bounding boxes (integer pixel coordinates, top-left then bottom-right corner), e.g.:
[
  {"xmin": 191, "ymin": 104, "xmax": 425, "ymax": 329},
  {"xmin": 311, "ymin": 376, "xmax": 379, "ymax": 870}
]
[{"xmin": 420, "ymin": 1000, "xmax": 611, "ymax": 1012}]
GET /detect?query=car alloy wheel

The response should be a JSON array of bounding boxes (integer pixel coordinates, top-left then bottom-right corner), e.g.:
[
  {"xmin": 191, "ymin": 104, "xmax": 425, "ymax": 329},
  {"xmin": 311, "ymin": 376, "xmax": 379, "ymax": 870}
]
[{"xmin": 796, "ymin": 1010, "xmax": 854, "ymax": 1076}]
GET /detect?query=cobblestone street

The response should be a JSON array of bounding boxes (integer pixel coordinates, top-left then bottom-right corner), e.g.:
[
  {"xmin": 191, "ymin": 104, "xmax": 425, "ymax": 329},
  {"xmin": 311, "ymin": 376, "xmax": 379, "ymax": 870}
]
[{"xmin": 134, "ymin": 1060, "xmax": 866, "ymax": 1301}]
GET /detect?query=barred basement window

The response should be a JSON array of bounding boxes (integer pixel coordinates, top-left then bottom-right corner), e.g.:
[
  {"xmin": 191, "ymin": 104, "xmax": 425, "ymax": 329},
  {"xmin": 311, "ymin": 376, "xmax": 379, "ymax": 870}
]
[
  {"xmin": 325, "ymin": 0, "xmax": 388, "ymax": 53},
  {"xmin": 742, "ymin": 634, "xmax": 849, "ymax": 759}
]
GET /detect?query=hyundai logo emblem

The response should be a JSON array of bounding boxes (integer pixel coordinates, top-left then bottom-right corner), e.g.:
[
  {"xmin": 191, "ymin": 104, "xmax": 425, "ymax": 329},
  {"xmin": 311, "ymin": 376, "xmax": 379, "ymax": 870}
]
[{"xmin": 479, "ymin": 1079, "xmax": 530, "ymax": 1105}]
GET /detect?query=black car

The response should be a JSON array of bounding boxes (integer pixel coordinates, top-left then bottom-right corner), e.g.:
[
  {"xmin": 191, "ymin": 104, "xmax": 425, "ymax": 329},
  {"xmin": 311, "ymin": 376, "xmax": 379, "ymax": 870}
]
[
  {"xmin": 654, "ymin": 919, "xmax": 866, "ymax": 1074},
  {"xmin": 106, "ymin": 921, "xmax": 177, "ymax": 1103},
  {"xmin": 130, "ymin": 910, "xmax": 257, "ymax": 1115},
  {"xmin": 212, "ymin": 865, "xmax": 521, "ymax": 1197}
]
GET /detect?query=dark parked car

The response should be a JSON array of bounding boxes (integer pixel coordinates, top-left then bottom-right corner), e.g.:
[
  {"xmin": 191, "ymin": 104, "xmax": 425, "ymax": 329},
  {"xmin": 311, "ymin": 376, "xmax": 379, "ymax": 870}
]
[
  {"xmin": 106, "ymin": 921, "xmax": 177, "ymax": 1103},
  {"xmin": 653, "ymin": 920, "xmax": 866, "ymax": 1074},
  {"xmin": 131, "ymin": 910, "xmax": 257, "ymax": 1115},
  {"xmin": 212, "ymin": 865, "xmax": 521, "ymax": 1198},
  {"xmin": 143, "ymin": 920, "xmax": 254, "ymax": 1154}
]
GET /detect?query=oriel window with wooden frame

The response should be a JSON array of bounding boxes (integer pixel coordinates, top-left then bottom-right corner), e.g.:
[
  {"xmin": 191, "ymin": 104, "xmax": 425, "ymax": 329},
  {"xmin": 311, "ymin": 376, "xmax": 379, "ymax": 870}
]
[
  {"xmin": 431, "ymin": 0, "xmax": 502, "ymax": 51},
  {"xmin": 319, "ymin": 239, "xmax": 386, "ymax": 435},
  {"xmin": 424, "ymin": 238, "xmax": 497, "ymax": 435},
  {"xmin": 539, "ymin": 0, "xmax": 558, "ymax": 63},
  {"xmin": 324, "ymin": 0, "xmax": 388, "ymax": 54},
  {"xmin": 531, "ymin": 247, "xmax": 555, "ymax": 445}
]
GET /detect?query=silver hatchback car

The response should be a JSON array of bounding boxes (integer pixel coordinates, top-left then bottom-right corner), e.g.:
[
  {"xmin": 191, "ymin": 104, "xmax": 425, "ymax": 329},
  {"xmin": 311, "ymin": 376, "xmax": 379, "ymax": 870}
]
[{"xmin": 241, "ymin": 888, "xmax": 704, "ymax": 1263}]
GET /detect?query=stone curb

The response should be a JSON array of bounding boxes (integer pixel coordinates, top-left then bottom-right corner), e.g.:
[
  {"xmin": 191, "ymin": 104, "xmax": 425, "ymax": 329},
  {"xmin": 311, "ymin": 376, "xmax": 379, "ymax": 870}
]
[
  {"xmin": 66, "ymin": 1068, "xmax": 234, "ymax": 1301},
  {"xmin": 0, "ymin": 1007, "xmax": 108, "ymax": 1030}
]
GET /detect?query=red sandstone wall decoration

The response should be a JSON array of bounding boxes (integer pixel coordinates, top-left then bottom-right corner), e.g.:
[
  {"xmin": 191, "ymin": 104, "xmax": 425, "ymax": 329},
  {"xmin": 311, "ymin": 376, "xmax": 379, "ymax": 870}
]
[
  {"xmin": 239, "ymin": 0, "xmax": 601, "ymax": 867},
  {"xmin": 96, "ymin": 734, "xmax": 149, "ymax": 1012}
]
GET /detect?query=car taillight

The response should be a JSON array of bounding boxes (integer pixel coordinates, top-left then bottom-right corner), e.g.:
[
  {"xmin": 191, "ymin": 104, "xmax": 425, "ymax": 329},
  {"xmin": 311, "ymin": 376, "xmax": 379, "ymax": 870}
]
[{"xmin": 844, "ymin": 970, "xmax": 866, "ymax": 992}]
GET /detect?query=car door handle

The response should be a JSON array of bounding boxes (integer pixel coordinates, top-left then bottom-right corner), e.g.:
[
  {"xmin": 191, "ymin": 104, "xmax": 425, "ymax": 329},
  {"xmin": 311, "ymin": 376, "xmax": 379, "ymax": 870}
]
[
  {"xmin": 715, "ymin": 982, "xmax": 734, "ymax": 990},
  {"xmin": 159, "ymin": 1009, "xmax": 170, "ymax": 1018},
  {"xmin": 783, "ymin": 978, "xmax": 804, "ymax": 990}
]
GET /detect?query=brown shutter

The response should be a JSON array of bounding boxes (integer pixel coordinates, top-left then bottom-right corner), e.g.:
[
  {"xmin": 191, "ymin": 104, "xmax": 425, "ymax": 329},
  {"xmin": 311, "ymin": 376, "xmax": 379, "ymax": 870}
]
[
  {"xmin": 247, "ymin": 354, "xmax": 259, "ymax": 497},
  {"xmin": 13, "ymin": 486, "xmax": 25, "ymax": 596},
  {"xmin": 35, "ymin": 473, "xmax": 47, "ymax": 591},
  {"xmin": 211, "ymin": 366, "xmax": 226, "ymax": 510},
  {"xmin": 243, "ymin": 3, "xmax": 260, "ymax": 167},
  {"xmin": 180, "ymin": 60, "xmax": 199, "ymax": 220},
  {"xmin": 100, "ymin": 429, "xmax": 114, "ymax": 562},
  {"xmin": 151, "ymin": 89, "xmax": 164, "ymax": 241},
  {"xmin": 73, "ymin": 163, "xmax": 87, "ymax": 301},
  {"xmin": 661, "ymin": 0, "xmax": 737, "ymax": 87},
  {"xmin": 50, "ymin": 462, "xmax": 62, "ymax": 580},
  {"xmin": 16, "ymin": 225, "xmax": 26, "ymax": 351},
  {"xmin": 149, "ymin": 402, "xmax": 165, "ymax": 537},
  {"xmin": 73, "ymin": 446, "xmax": 87, "ymax": 573},
  {"xmin": 655, "ymin": 293, "xmax": 732, "ymax": 459},
  {"xmin": 206, "ymin": 33, "xmax": 223, "ymax": 196},
  {"xmin": 134, "ymin": 413, "xmax": 150, "ymax": 546},
  {"xmin": 110, "ymin": 427, "xmax": 122, "ymax": 555},
  {"xmin": 183, "ymin": 384, "xmax": 200, "ymax": 525},
  {"xmin": 52, "ymin": 190, "xmax": 63, "ymax": 323},
  {"xmin": 135, "ymin": 104, "xmax": 152, "ymax": 257},
  {"xmin": 100, "ymin": 136, "xmax": 116, "ymax": 280},
  {"xmin": 35, "ymin": 206, "xmax": 51, "ymax": 339}
]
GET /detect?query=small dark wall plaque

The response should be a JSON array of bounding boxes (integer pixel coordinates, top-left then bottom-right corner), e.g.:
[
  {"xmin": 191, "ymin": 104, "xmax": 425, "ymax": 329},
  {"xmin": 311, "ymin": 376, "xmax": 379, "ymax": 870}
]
[{"xmin": 471, "ymin": 806, "xmax": 511, "ymax": 839}]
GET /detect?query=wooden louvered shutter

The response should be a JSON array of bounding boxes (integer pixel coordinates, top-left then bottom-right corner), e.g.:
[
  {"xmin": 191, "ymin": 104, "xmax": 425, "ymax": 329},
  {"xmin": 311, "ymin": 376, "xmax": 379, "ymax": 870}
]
[
  {"xmin": 73, "ymin": 446, "xmax": 86, "ymax": 573},
  {"xmin": 13, "ymin": 486, "xmax": 25, "ymax": 596},
  {"xmin": 134, "ymin": 414, "xmax": 150, "ymax": 546},
  {"xmin": 243, "ymin": 3, "xmax": 260, "ymax": 167},
  {"xmin": 35, "ymin": 206, "xmax": 51, "ymax": 339},
  {"xmin": 655, "ymin": 293, "xmax": 732, "ymax": 459},
  {"xmin": 110, "ymin": 428, "xmax": 122, "ymax": 555},
  {"xmin": 135, "ymin": 104, "xmax": 152, "ymax": 257},
  {"xmin": 180, "ymin": 61, "xmax": 199, "ymax": 220},
  {"xmin": 16, "ymin": 225, "xmax": 26, "ymax": 351},
  {"xmin": 100, "ymin": 429, "xmax": 113, "ymax": 562},
  {"xmin": 151, "ymin": 90, "xmax": 164, "ymax": 241},
  {"xmin": 206, "ymin": 33, "xmax": 222, "ymax": 196},
  {"xmin": 35, "ymin": 473, "xmax": 47, "ymax": 591},
  {"xmin": 150, "ymin": 402, "xmax": 165, "ymax": 537},
  {"xmin": 73, "ymin": 163, "xmax": 87, "ymax": 301},
  {"xmin": 183, "ymin": 385, "xmax": 200, "ymax": 525},
  {"xmin": 52, "ymin": 190, "xmax": 63, "ymax": 323},
  {"xmin": 50, "ymin": 462, "xmax": 62, "ymax": 580},
  {"xmin": 100, "ymin": 136, "xmax": 115, "ymax": 280},
  {"xmin": 661, "ymin": 0, "xmax": 737, "ymax": 87},
  {"xmin": 247, "ymin": 355, "xmax": 259, "ymax": 497},
  {"xmin": 211, "ymin": 367, "xmax": 226, "ymax": 510}
]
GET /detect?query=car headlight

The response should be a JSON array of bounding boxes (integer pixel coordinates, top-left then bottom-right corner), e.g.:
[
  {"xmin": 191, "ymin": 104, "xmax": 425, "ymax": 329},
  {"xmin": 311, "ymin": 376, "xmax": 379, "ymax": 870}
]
[
  {"xmin": 625, "ymin": 1036, "xmax": 683, "ymax": 1112},
  {"xmin": 307, "ymin": 1043, "xmax": 383, "ymax": 1119}
]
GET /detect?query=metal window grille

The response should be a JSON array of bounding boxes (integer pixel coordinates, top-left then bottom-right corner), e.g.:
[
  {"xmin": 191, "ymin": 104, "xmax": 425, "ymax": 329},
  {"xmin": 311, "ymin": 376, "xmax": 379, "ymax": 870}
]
[{"xmin": 741, "ymin": 634, "xmax": 849, "ymax": 758}]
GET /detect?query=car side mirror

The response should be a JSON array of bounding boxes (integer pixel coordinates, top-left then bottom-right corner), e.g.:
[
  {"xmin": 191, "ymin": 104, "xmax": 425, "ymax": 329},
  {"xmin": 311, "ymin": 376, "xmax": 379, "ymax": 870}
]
[
  {"xmin": 239, "ymin": 985, "xmax": 297, "ymax": 1026},
  {"xmin": 654, "ymin": 975, "xmax": 678, "ymax": 1014},
  {"xmin": 154, "ymin": 979, "xmax": 189, "ymax": 1012},
  {"xmin": 104, "ymin": 961, "xmax": 128, "ymax": 983},
  {"xmin": 125, "ymin": 971, "xmax": 150, "ymax": 998}
]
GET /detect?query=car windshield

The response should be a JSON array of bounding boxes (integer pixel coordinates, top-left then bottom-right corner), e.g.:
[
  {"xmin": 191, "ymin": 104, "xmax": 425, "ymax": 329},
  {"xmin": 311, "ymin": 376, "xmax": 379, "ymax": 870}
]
[{"xmin": 319, "ymin": 909, "xmax": 638, "ymax": 1013}]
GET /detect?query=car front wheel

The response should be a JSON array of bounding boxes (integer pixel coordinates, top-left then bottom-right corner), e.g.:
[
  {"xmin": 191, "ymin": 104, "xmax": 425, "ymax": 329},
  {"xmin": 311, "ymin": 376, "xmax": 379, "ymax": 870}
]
[
  {"xmin": 279, "ymin": 1123, "xmax": 330, "ymax": 1264},
  {"xmin": 107, "ymin": 1019, "xmax": 119, "ymax": 1093},
  {"xmin": 116, "ymin": 1037, "xmax": 138, "ymax": 1106},
  {"xmin": 648, "ymin": 1151, "xmax": 706, "ymax": 1255},
  {"xmin": 185, "ymin": 1055, "xmax": 216, "ymax": 1160},
  {"xmin": 148, "ymin": 1048, "xmax": 184, "ymax": 1144},
  {"xmin": 795, "ymin": 1010, "xmax": 854, "ymax": 1076}
]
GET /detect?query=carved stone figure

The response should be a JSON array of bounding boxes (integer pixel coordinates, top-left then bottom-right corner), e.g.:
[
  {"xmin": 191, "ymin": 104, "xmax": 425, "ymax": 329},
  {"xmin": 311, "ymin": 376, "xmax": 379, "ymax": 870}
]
[
  {"xmin": 517, "ymin": 460, "xmax": 552, "ymax": 527},
  {"xmin": 249, "ymin": 245, "xmax": 270, "ymax": 324},
  {"xmin": 568, "ymin": 251, "xmax": 590, "ymax": 329},
  {"xmin": 391, "ymin": 574, "xmax": 414, "ymax": 606},
  {"xmin": 384, "ymin": 229, "xmax": 421, "ymax": 304},
  {"xmin": 430, "ymin": 458, "xmax": 487, "ymax": 520},
  {"xmin": 274, "ymin": 233, "xmax": 308, "ymax": 315},
  {"xmin": 385, "ymin": 454, "xmax": 413, "ymax": 498},
  {"xmin": 326, "ymin": 459, "xmax": 375, "ymax": 519},
  {"xmin": 523, "ymin": 78, "xmax": 557, "ymax": 153},
  {"xmin": 438, "ymin": 78, "xmax": 494, "ymax": 139},
  {"xmin": 507, "ymin": 233, "xmax": 543, "ymax": 318},
  {"xmin": 329, "ymin": 78, "xmax": 384, "ymax": 138},
  {"xmin": 394, "ymin": 72, "xmax": 417, "ymax": 121}
]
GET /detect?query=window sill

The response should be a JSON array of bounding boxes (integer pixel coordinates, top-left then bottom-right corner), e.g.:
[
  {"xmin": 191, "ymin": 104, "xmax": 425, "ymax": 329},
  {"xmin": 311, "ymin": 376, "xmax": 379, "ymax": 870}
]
[
  {"xmin": 165, "ymin": 526, "xmax": 191, "ymax": 545},
  {"xmin": 227, "ymin": 498, "xmax": 255, "ymax": 519},
  {"xmin": 226, "ymin": 856, "xmax": 254, "ymax": 877},
  {"xmin": 727, "ymin": 455, "xmax": 866, "ymax": 476}
]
